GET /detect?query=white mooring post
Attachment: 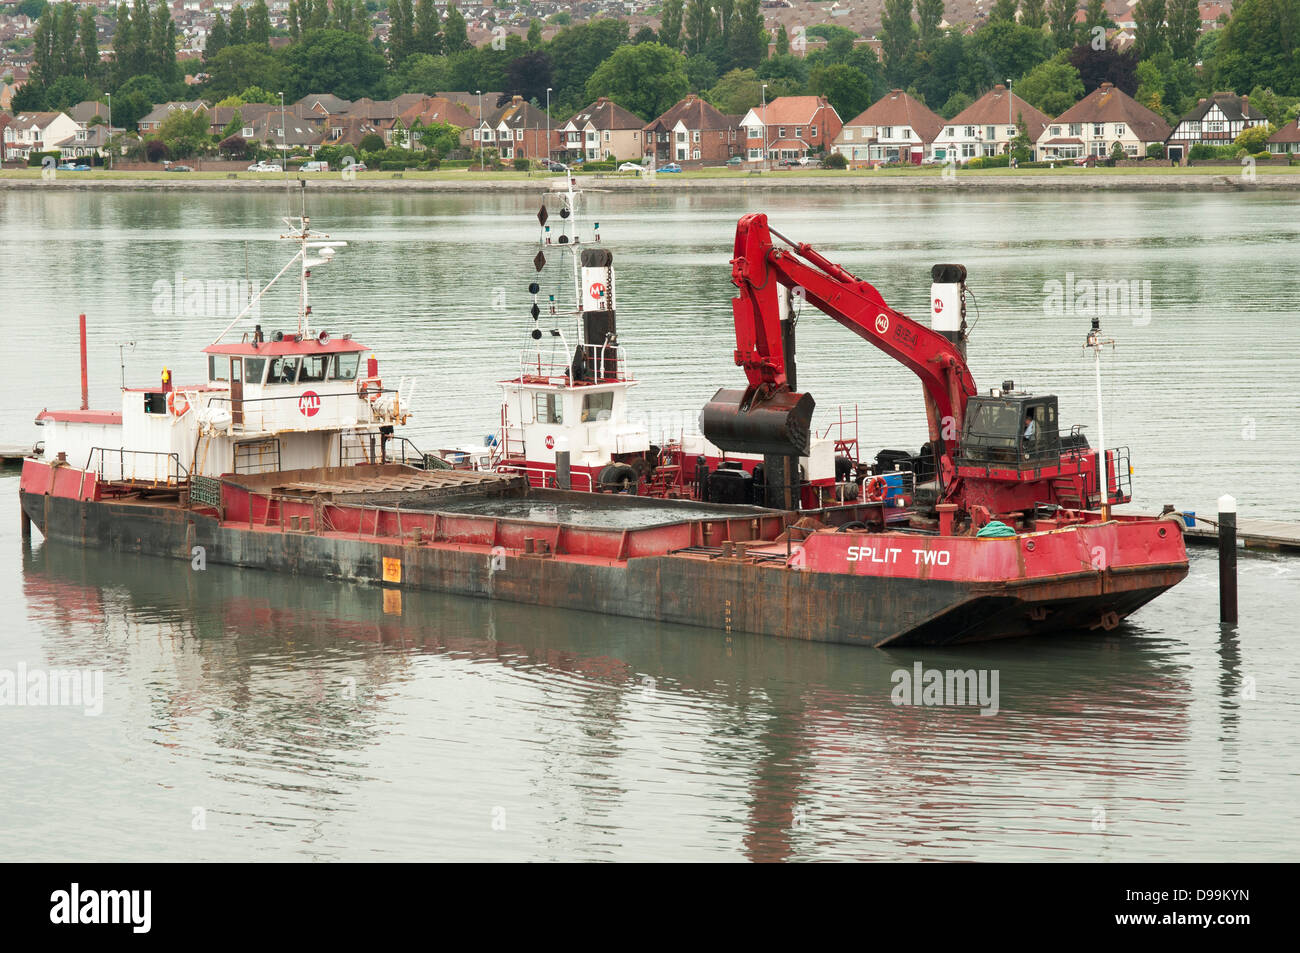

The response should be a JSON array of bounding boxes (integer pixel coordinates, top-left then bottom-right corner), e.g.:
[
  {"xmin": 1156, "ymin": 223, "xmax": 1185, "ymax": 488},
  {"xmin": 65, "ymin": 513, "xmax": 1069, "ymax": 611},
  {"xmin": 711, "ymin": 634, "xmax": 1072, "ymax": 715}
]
[{"xmin": 1218, "ymin": 494, "xmax": 1238, "ymax": 625}]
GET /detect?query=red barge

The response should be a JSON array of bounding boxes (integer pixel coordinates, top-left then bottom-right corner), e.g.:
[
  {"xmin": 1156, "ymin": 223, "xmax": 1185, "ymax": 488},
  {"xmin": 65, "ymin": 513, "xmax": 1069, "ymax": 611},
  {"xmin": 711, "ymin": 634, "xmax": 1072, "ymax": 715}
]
[{"xmin": 18, "ymin": 197, "xmax": 1188, "ymax": 647}]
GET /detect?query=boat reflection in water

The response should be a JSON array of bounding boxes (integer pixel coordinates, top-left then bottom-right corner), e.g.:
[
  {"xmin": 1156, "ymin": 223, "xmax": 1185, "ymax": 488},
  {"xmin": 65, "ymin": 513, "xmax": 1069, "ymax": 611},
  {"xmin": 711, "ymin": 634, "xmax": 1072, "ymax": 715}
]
[{"xmin": 22, "ymin": 540, "xmax": 1194, "ymax": 862}]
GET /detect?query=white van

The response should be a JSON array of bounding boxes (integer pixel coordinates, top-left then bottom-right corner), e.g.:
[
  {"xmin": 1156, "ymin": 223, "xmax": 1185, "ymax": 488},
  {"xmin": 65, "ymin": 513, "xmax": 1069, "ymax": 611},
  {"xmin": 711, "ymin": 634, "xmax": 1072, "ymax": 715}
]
[{"xmin": 300, "ymin": 160, "xmax": 329, "ymax": 172}]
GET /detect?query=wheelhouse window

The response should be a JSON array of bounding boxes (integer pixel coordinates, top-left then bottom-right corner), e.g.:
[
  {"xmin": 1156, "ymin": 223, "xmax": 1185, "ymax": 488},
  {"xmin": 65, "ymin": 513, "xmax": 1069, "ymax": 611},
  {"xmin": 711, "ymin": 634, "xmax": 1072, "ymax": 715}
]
[
  {"xmin": 299, "ymin": 355, "xmax": 329, "ymax": 383},
  {"xmin": 268, "ymin": 356, "xmax": 300, "ymax": 384},
  {"xmin": 208, "ymin": 356, "xmax": 228, "ymax": 381},
  {"xmin": 244, "ymin": 357, "xmax": 266, "ymax": 384},
  {"xmin": 535, "ymin": 391, "xmax": 563, "ymax": 424},
  {"xmin": 332, "ymin": 353, "xmax": 360, "ymax": 380},
  {"xmin": 582, "ymin": 391, "xmax": 614, "ymax": 422}
]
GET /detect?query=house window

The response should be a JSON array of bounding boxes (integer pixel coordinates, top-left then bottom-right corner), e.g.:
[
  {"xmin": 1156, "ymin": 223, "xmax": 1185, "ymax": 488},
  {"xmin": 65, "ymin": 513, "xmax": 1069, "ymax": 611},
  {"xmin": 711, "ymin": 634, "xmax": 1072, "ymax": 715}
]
[
  {"xmin": 946, "ymin": 127, "xmax": 954, "ymax": 137},
  {"xmin": 1069, "ymin": 123, "xmax": 1082, "ymax": 136},
  {"xmin": 692, "ymin": 130, "xmax": 699, "ymax": 142},
  {"xmin": 881, "ymin": 127, "xmax": 892, "ymax": 139},
  {"xmin": 794, "ymin": 126, "xmax": 802, "ymax": 138},
  {"xmin": 516, "ymin": 129, "xmax": 523, "ymax": 141},
  {"xmin": 845, "ymin": 129, "xmax": 854, "ymax": 140},
  {"xmin": 693, "ymin": 149, "xmax": 700, "ymax": 159},
  {"xmin": 603, "ymin": 131, "xmax": 610, "ymax": 141},
  {"xmin": 1207, "ymin": 120, "xmax": 1224, "ymax": 133},
  {"xmin": 963, "ymin": 126, "xmax": 975, "ymax": 138},
  {"xmin": 1050, "ymin": 125, "xmax": 1061, "ymax": 136},
  {"xmin": 811, "ymin": 125, "xmax": 817, "ymax": 137},
  {"xmin": 902, "ymin": 127, "xmax": 910, "ymax": 139},
  {"xmin": 986, "ymin": 126, "xmax": 996, "ymax": 140},
  {"xmin": 633, "ymin": 131, "xmax": 638, "ymax": 140},
  {"xmin": 1093, "ymin": 123, "xmax": 1104, "ymax": 137},
  {"xmin": 1114, "ymin": 124, "xmax": 1125, "ymax": 137},
  {"xmin": 778, "ymin": 126, "xmax": 786, "ymax": 138}
]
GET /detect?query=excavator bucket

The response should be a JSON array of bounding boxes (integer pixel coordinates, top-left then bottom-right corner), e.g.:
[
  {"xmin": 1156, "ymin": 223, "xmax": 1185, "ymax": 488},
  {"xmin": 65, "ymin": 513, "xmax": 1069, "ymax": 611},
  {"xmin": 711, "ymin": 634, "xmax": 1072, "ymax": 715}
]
[{"xmin": 700, "ymin": 387, "xmax": 815, "ymax": 457}]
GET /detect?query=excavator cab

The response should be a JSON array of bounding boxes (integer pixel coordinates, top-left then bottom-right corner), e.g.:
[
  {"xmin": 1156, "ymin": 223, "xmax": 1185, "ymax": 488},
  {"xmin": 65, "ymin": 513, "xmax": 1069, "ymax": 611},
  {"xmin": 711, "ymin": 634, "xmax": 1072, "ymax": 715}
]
[{"xmin": 958, "ymin": 391, "xmax": 1061, "ymax": 469}]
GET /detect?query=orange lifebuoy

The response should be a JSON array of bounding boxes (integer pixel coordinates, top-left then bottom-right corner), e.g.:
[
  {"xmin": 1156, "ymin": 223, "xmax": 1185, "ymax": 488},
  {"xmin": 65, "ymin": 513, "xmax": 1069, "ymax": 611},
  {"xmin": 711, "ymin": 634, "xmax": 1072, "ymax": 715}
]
[
  {"xmin": 864, "ymin": 475, "xmax": 888, "ymax": 502},
  {"xmin": 359, "ymin": 378, "xmax": 382, "ymax": 401},
  {"xmin": 167, "ymin": 391, "xmax": 190, "ymax": 417}
]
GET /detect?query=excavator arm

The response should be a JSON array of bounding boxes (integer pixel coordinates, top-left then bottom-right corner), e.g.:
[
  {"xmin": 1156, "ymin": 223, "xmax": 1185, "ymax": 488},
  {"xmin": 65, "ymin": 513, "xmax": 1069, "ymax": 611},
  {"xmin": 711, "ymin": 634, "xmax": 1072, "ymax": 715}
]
[{"xmin": 703, "ymin": 213, "xmax": 978, "ymax": 487}]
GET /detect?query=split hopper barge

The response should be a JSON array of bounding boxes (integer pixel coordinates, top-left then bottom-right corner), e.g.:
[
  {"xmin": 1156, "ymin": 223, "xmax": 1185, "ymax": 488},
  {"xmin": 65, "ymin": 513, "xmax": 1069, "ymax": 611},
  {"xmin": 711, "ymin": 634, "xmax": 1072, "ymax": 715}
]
[
  {"xmin": 18, "ymin": 203, "xmax": 1187, "ymax": 647},
  {"xmin": 20, "ymin": 462, "xmax": 1186, "ymax": 647}
]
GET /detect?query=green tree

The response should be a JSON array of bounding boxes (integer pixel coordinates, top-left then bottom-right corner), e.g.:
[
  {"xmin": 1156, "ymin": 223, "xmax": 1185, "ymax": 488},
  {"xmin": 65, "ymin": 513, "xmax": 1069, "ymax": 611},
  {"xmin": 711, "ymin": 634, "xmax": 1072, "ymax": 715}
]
[
  {"xmin": 728, "ymin": 0, "xmax": 766, "ymax": 71},
  {"xmin": 707, "ymin": 67, "xmax": 762, "ymax": 113},
  {"xmin": 548, "ymin": 19, "xmax": 628, "ymax": 107},
  {"xmin": 880, "ymin": 0, "xmax": 917, "ymax": 86},
  {"xmin": 204, "ymin": 43, "xmax": 282, "ymax": 99},
  {"xmin": 660, "ymin": 0, "xmax": 683, "ymax": 49},
  {"xmin": 1015, "ymin": 52, "xmax": 1085, "ymax": 115},
  {"xmin": 527, "ymin": 18, "xmax": 543, "ymax": 50},
  {"xmin": 941, "ymin": 89, "xmax": 973, "ymax": 117},
  {"xmin": 282, "ymin": 28, "xmax": 387, "ymax": 100},
  {"xmin": 1048, "ymin": 0, "xmax": 1078, "ymax": 49},
  {"xmin": 229, "ymin": 5, "xmax": 247, "ymax": 45},
  {"xmin": 964, "ymin": 22, "xmax": 1051, "ymax": 91},
  {"xmin": 1021, "ymin": 0, "xmax": 1047, "ymax": 30},
  {"xmin": 774, "ymin": 24, "xmax": 789, "ymax": 56},
  {"xmin": 1133, "ymin": 0, "xmax": 1167, "ymax": 60},
  {"xmin": 684, "ymin": 0, "xmax": 713, "ymax": 57},
  {"xmin": 443, "ymin": 3, "xmax": 469, "ymax": 53},
  {"xmin": 248, "ymin": 0, "xmax": 271, "ymax": 45},
  {"xmin": 1212, "ymin": 0, "xmax": 1300, "ymax": 97},
  {"xmin": 585, "ymin": 42, "xmax": 688, "ymax": 119},
  {"xmin": 990, "ymin": 0, "xmax": 1019, "ymax": 22},
  {"xmin": 149, "ymin": 0, "xmax": 178, "ymax": 85},
  {"xmin": 157, "ymin": 105, "xmax": 210, "ymax": 157},
  {"xmin": 685, "ymin": 53, "xmax": 719, "ymax": 91},
  {"xmin": 811, "ymin": 63, "xmax": 873, "ymax": 120},
  {"xmin": 206, "ymin": 12, "xmax": 228, "ymax": 63},
  {"xmin": 1166, "ymin": 0, "xmax": 1199, "ymax": 61},
  {"xmin": 390, "ymin": 0, "xmax": 415, "ymax": 65},
  {"xmin": 392, "ymin": 52, "xmax": 452, "ymax": 95},
  {"xmin": 79, "ymin": 6, "xmax": 99, "ymax": 81},
  {"xmin": 916, "ymin": 0, "xmax": 944, "ymax": 46}
]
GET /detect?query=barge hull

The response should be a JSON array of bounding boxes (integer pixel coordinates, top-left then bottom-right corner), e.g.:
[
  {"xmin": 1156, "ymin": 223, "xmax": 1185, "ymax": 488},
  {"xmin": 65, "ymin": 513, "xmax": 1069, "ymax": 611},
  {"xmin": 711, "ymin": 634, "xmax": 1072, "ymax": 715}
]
[{"xmin": 19, "ymin": 488, "xmax": 1186, "ymax": 648}]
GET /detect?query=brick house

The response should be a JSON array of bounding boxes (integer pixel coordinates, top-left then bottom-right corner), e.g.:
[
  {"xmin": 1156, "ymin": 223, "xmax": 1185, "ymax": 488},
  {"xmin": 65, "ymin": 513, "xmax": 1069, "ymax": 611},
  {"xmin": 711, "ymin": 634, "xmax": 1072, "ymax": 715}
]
[
  {"xmin": 932, "ymin": 85, "xmax": 1050, "ymax": 163},
  {"xmin": 739, "ymin": 95, "xmax": 843, "ymax": 163},
  {"xmin": 475, "ymin": 95, "xmax": 551, "ymax": 161},
  {"xmin": 643, "ymin": 94, "xmax": 741, "ymax": 165}
]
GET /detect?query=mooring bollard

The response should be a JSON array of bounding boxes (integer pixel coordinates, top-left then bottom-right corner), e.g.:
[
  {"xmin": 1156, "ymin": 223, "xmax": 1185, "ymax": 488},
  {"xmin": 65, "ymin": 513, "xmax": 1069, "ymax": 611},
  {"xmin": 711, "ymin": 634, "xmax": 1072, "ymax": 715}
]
[
  {"xmin": 1218, "ymin": 494, "xmax": 1237, "ymax": 625},
  {"xmin": 554, "ymin": 450, "xmax": 570, "ymax": 490}
]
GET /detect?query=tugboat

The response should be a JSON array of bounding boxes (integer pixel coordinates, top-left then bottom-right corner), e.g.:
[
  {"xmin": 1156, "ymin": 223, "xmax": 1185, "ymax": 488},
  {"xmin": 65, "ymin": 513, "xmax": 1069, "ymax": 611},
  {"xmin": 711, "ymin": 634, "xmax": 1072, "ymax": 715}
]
[{"xmin": 17, "ymin": 198, "xmax": 1188, "ymax": 647}]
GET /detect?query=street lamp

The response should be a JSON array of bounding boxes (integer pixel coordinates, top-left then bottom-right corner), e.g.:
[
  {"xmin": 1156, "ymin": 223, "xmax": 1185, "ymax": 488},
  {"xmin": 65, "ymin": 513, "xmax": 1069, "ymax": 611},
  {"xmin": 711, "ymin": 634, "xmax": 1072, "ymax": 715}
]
[
  {"xmin": 760, "ymin": 83, "xmax": 768, "ymax": 172},
  {"xmin": 105, "ymin": 93, "xmax": 111, "ymax": 170},
  {"xmin": 279, "ymin": 91, "xmax": 287, "ymax": 171},
  {"xmin": 546, "ymin": 87, "xmax": 552, "ymax": 168},
  {"xmin": 477, "ymin": 89, "xmax": 483, "ymax": 171}
]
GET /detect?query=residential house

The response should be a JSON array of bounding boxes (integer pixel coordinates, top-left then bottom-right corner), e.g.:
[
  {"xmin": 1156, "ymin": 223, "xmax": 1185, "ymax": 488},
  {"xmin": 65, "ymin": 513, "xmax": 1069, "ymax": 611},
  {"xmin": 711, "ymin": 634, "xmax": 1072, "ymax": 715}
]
[
  {"xmin": 2, "ymin": 111, "xmax": 78, "ymax": 159},
  {"xmin": 68, "ymin": 100, "xmax": 110, "ymax": 128},
  {"xmin": 318, "ymin": 115, "xmax": 383, "ymax": 151},
  {"xmin": 643, "ymin": 94, "xmax": 740, "ymax": 165},
  {"xmin": 559, "ymin": 97, "xmax": 644, "ymax": 162},
  {"xmin": 740, "ymin": 95, "xmax": 843, "ymax": 163},
  {"xmin": 932, "ymin": 85, "xmax": 1049, "ymax": 163},
  {"xmin": 391, "ymin": 96, "xmax": 477, "ymax": 152},
  {"xmin": 1037, "ymin": 83, "xmax": 1171, "ymax": 160},
  {"xmin": 137, "ymin": 100, "xmax": 207, "ymax": 134},
  {"xmin": 438, "ymin": 91, "xmax": 504, "ymax": 117},
  {"xmin": 52, "ymin": 122, "xmax": 125, "ymax": 160},
  {"xmin": 475, "ymin": 95, "xmax": 551, "ymax": 161},
  {"xmin": 0, "ymin": 114, "xmax": 10, "ymax": 161},
  {"xmin": 1267, "ymin": 120, "xmax": 1300, "ymax": 156},
  {"xmin": 205, "ymin": 103, "xmax": 277, "ymax": 139},
  {"xmin": 1166, "ymin": 92, "xmax": 1268, "ymax": 162},
  {"xmin": 342, "ymin": 98, "xmax": 400, "ymax": 143},
  {"xmin": 248, "ymin": 113, "xmax": 325, "ymax": 156},
  {"xmin": 296, "ymin": 93, "xmax": 352, "ymax": 117},
  {"xmin": 832, "ymin": 89, "xmax": 943, "ymax": 165}
]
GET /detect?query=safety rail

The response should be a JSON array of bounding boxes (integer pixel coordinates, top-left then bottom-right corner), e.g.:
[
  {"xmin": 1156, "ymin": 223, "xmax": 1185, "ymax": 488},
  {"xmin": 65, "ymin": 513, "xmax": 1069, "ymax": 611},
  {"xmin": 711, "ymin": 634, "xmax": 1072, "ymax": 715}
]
[
  {"xmin": 818, "ymin": 404, "xmax": 862, "ymax": 464},
  {"xmin": 495, "ymin": 462, "xmax": 596, "ymax": 491},
  {"xmin": 84, "ymin": 447, "xmax": 189, "ymax": 487},
  {"xmin": 339, "ymin": 434, "xmax": 429, "ymax": 468},
  {"xmin": 515, "ymin": 342, "xmax": 633, "ymax": 383},
  {"xmin": 202, "ymin": 386, "xmax": 403, "ymax": 432}
]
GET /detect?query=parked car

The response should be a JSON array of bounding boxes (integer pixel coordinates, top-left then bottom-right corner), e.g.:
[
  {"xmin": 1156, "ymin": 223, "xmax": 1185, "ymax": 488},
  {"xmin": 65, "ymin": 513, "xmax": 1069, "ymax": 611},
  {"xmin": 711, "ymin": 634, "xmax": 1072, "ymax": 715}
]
[
  {"xmin": 617, "ymin": 162, "xmax": 644, "ymax": 173},
  {"xmin": 541, "ymin": 159, "xmax": 568, "ymax": 171},
  {"xmin": 777, "ymin": 158, "xmax": 801, "ymax": 168},
  {"xmin": 659, "ymin": 163, "xmax": 683, "ymax": 173},
  {"xmin": 166, "ymin": 164, "xmax": 193, "ymax": 172},
  {"xmin": 725, "ymin": 156, "xmax": 744, "ymax": 166},
  {"xmin": 246, "ymin": 162, "xmax": 282, "ymax": 172}
]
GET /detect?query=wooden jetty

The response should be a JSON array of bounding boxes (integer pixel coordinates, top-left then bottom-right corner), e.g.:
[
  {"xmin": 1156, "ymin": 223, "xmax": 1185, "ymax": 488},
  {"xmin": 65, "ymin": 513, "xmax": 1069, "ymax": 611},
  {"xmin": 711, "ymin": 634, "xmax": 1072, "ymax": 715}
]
[{"xmin": 1178, "ymin": 516, "xmax": 1300, "ymax": 554}]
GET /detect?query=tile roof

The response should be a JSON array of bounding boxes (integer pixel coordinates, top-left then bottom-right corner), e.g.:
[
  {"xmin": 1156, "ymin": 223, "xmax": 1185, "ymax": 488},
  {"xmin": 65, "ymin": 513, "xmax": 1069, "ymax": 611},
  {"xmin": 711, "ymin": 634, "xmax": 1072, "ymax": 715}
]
[
  {"xmin": 843, "ymin": 90, "xmax": 944, "ymax": 142},
  {"xmin": 568, "ymin": 96, "xmax": 644, "ymax": 131},
  {"xmin": 747, "ymin": 95, "xmax": 836, "ymax": 126},
  {"xmin": 1176, "ymin": 92, "xmax": 1267, "ymax": 125},
  {"xmin": 1050, "ymin": 83, "xmax": 1171, "ymax": 140},
  {"xmin": 1268, "ymin": 120, "xmax": 1300, "ymax": 143},
  {"xmin": 950, "ymin": 85, "xmax": 1051, "ymax": 140},
  {"xmin": 645, "ymin": 94, "xmax": 736, "ymax": 133}
]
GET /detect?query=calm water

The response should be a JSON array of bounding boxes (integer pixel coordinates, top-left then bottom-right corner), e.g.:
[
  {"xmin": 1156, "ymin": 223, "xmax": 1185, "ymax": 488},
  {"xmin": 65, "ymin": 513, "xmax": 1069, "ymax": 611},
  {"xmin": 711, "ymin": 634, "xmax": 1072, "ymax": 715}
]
[{"xmin": 1, "ymin": 189, "xmax": 1298, "ymax": 860}]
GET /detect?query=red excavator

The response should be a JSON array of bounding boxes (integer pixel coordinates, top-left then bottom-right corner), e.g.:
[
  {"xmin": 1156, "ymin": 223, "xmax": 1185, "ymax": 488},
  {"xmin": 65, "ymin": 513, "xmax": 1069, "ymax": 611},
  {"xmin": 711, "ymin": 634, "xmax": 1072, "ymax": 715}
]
[{"xmin": 701, "ymin": 213, "xmax": 1129, "ymax": 530}]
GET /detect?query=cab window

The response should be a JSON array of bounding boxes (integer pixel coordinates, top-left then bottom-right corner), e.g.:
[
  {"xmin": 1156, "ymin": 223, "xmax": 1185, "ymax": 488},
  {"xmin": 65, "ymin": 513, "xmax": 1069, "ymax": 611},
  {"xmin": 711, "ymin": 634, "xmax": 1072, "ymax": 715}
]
[
  {"xmin": 299, "ymin": 355, "xmax": 329, "ymax": 383},
  {"xmin": 244, "ymin": 357, "xmax": 266, "ymax": 384},
  {"xmin": 582, "ymin": 391, "xmax": 613, "ymax": 421},
  {"xmin": 331, "ymin": 353, "xmax": 360, "ymax": 381},
  {"xmin": 208, "ymin": 356, "xmax": 228, "ymax": 381},
  {"xmin": 268, "ymin": 356, "xmax": 300, "ymax": 384}
]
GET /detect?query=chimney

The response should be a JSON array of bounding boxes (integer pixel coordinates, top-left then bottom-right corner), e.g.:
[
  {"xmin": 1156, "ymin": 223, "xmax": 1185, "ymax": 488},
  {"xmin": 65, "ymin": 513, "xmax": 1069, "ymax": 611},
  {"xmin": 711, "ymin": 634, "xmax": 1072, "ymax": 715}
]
[
  {"xmin": 512, "ymin": 95, "xmax": 523, "ymax": 106},
  {"xmin": 1099, "ymin": 82, "xmax": 1113, "ymax": 89},
  {"xmin": 1241, "ymin": 94, "xmax": 1249, "ymax": 117},
  {"xmin": 994, "ymin": 84, "xmax": 1005, "ymax": 92}
]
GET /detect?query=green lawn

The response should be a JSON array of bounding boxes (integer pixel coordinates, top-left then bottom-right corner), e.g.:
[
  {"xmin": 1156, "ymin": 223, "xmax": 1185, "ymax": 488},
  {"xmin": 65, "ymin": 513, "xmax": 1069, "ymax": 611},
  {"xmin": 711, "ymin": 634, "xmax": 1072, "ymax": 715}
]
[{"xmin": 2, "ymin": 163, "xmax": 1296, "ymax": 182}]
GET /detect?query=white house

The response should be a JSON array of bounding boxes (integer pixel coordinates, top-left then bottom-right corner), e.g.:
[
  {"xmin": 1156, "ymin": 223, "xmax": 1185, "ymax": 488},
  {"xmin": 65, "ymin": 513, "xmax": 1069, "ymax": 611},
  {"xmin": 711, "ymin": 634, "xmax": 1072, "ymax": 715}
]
[
  {"xmin": 931, "ymin": 85, "xmax": 1050, "ymax": 163},
  {"xmin": 2, "ymin": 111, "xmax": 79, "ymax": 159},
  {"xmin": 1037, "ymin": 83, "xmax": 1171, "ymax": 161},
  {"xmin": 832, "ymin": 89, "xmax": 944, "ymax": 165}
]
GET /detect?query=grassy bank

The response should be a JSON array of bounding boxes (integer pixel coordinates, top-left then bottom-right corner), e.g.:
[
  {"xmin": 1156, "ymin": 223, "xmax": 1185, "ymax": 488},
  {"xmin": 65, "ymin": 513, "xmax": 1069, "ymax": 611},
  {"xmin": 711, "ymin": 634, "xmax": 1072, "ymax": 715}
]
[{"xmin": 2, "ymin": 164, "xmax": 1297, "ymax": 191}]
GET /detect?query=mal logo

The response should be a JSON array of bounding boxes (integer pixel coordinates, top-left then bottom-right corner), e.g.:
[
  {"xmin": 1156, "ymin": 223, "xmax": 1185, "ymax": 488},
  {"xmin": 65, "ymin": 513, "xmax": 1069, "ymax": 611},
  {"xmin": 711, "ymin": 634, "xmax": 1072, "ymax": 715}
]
[
  {"xmin": 933, "ymin": 298, "xmax": 943, "ymax": 313},
  {"xmin": 298, "ymin": 390, "xmax": 321, "ymax": 417},
  {"xmin": 545, "ymin": 434, "xmax": 555, "ymax": 449},
  {"xmin": 588, "ymin": 282, "xmax": 605, "ymax": 300},
  {"xmin": 874, "ymin": 313, "xmax": 890, "ymax": 334}
]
